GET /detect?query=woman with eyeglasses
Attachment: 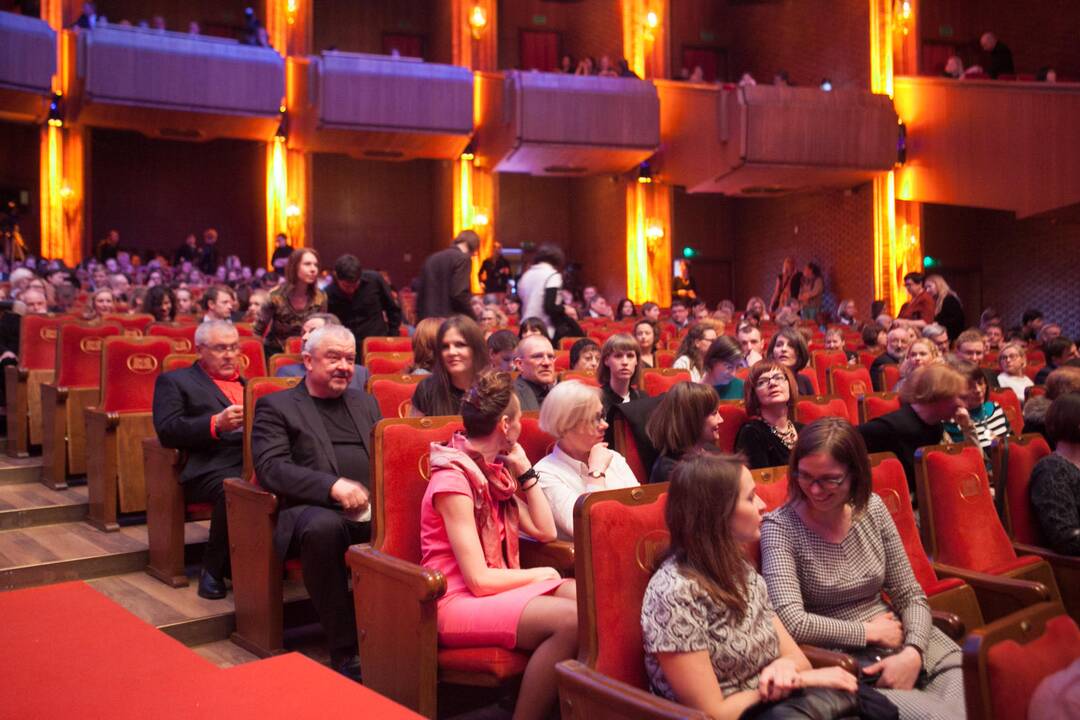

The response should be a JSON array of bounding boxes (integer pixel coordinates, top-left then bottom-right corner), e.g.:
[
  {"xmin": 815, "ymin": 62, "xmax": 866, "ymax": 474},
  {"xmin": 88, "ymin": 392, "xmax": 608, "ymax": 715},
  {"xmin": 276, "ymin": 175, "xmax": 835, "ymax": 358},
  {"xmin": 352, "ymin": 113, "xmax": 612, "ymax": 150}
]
[
  {"xmin": 735, "ymin": 361, "xmax": 803, "ymax": 469},
  {"xmin": 996, "ymin": 341, "xmax": 1033, "ymax": 402},
  {"xmin": 760, "ymin": 418, "xmax": 966, "ymax": 720},
  {"xmin": 536, "ymin": 380, "xmax": 639, "ymax": 541}
]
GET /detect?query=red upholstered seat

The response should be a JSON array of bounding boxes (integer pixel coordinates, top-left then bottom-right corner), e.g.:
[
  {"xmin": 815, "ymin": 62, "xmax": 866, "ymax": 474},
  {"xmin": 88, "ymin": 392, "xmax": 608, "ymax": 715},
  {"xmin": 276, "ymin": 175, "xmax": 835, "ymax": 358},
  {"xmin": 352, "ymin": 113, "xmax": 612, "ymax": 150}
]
[
  {"xmin": 997, "ymin": 434, "xmax": 1052, "ymax": 545},
  {"xmin": 811, "ymin": 351, "xmax": 848, "ymax": 395},
  {"xmin": 367, "ymin": 374, "xmax": 423, "ymax": 419},
  {"xmin": 99, "ymin": 336, "xmax": 175, "ymax": 413},
  {"xmin": 519, "ymin": 412, "xmax": 556, "ymax": 465},
  {"xmin": 576, "ymin": 485, "xmax": 669, "ymax": 688},
  {"xmin": 611, "ymin": 414, "xmax": 645, "ymax": 481},
  {"xmin": 558, "ymin": 337, "xmax": 585, "ymax": 351},
  {"xmin": 879, "ymin": 363, "xmax": 900, "ymax": 392},
  {"xmin": 146, "ymin": 323, "xmax": 197, "ymax": 353},
  {"xmin": 716, "ymin": 401, "xmax": 748, "ymax": 453},
  {"xmin": 236, "ymin": 338, "xmax": 267, "ymax": 378},
  {"xmin": 362, "ymin": 336, "xmax": 411, "ymax": 359},
  {"xmin": 1027, "ymin": 385, "xmax": 1047, "ymax": 398},
  {"xmin": 654, "ymin": 349, "xmax": 676, "ymax": 368},
  {"xmin": 794, "ymin": 395, "xmax": 851, "ymax": 424},
  {"xmin": 558, "ymin": 370, "xmax": 600, "ymax": 387},
  {"xmin": 857, "ymin": 351, "xmax": 880, "ymax": 371},
  {"xmin": 436, "ymin": 648, "xmax": 529, "ymax": 679},
  {"xmin": 983, "ymin": 555, "xmax": 1044, "ymax": 576},
  {"xmin": 1024, "ymin": 364, "xmax": 1044, "ymax": 381},
  {"xmin": 860, "ymin": 392, "xmax": 901, "ymax": 423},
  {"xmin": 752, "ymin": 467, "xmax": 789, "ymax": 512},
  {"xmin": 798, "ymin": 367, "xmax": 821, "ymax": 395},
  {"xmin": 923, "ymin": 576, "xmax": 967, "ymax": 596},
  {"xmin": 162, "ymin": 354, "xmax": 197, "ymax": 373},
  {"xmin": 828, "ymin": 365, "xmax": 873, "ymax": 425},
  {"xmin": 640, "ymin": 368, "xmax": 691, "ymax": 397},
  {"xmin": 366, "ymin": 352, "xmax": 412, "ymax": 375},
  {"xmin": 234, "ymin": 323, "xmax": 256, "ymax": 338},
  {"xmin": 285, "ymin": 336, "xmax": 303, "ymax": 353},
  {"xmin": 17, "ymin": 313, "xmax": 67, "ymax": 370},
  {"xmin": 55, "ymin": 322, "xmax": 124, "ymax": 388},
  {"xmin": 186, "ymin": 502, "xmax": 214, "ymax": 515},
  {"xmin": 103, "ymin": 313, "xmax": 155, "ymax": 337},
  {"xmin": 267, "ymin": 352, "xmax": 301, "ymax": 375},
  {"xmin": 988, "ymin": 388, "xmax": 1022, "ymax": 434}
]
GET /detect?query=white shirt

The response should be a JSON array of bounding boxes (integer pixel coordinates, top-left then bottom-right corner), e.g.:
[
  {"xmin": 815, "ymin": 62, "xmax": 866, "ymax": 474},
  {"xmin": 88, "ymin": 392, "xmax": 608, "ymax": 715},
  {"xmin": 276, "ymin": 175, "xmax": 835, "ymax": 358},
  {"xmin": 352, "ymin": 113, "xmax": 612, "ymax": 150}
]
[
  {"xmin": 517, "ymin": 262, "xmax": 562, "ymax": 335},
  {"xmin": 673, "ymin": 355, "xmax": 704, "ymax": 383},
  {"xmin": 997, "ymin": 372, "xmax": 1034, "ymax": 403},
  {"xmin": 536, "ymin": 444, "xmax": 639, "ymax": 541}
]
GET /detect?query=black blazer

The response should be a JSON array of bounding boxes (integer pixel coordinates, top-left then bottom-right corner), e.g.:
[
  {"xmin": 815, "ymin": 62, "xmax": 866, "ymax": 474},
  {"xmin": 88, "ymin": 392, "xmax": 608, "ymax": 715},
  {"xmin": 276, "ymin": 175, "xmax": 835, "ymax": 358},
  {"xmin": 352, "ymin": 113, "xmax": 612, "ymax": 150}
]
[
  {"xmin": 152, "ymin": 363, "xmax": 244, "ymax": 486},
  {"xmin": 252, "ymin": 381, "xmax": 382, "ymax": 558},
  {"xmin": 417, "ymin": 247, "xmax": 471, "ymax": 320}
]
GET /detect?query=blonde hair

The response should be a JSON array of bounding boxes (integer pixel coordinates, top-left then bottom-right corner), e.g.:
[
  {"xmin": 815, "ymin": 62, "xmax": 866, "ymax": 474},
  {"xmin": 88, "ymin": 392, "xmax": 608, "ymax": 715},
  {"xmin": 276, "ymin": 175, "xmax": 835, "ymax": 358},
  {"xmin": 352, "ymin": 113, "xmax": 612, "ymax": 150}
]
[
  {"xmin": 925, "ymin": 273, "xmax": 956, "ymax": 316},
  {"xmin": 898, "ymin": 364, "xmax": 966, "ymax": 405},
  {"xmin": 538, "ymin": 381, "xmax": 603, "ymax": 438}
]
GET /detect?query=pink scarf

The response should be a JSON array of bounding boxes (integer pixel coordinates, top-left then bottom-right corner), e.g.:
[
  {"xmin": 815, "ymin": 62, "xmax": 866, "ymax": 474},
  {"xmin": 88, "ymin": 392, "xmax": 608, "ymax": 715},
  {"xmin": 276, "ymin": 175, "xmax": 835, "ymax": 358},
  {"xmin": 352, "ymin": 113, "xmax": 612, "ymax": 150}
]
[{"xmin": 447, "ymin": 433, "xmax": 520, "ymax": 569}]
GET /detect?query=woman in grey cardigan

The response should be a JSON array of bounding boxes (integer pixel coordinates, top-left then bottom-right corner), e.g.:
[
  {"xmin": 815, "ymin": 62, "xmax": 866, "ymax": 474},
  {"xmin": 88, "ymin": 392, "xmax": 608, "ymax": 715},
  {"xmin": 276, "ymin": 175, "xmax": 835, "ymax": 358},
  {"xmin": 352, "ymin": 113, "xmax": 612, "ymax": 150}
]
[{"xmin": 760, "ymin": 418, "xmax": 966, "ymax": 720}]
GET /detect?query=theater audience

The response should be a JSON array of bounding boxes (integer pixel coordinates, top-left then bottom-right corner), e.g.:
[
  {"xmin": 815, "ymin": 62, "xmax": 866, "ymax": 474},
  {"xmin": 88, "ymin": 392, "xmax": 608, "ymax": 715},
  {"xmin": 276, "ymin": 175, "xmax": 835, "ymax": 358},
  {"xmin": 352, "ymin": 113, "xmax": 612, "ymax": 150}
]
[
  {"xmin": 477, "ymin": 242, "xmax": 512, "ymax": 294},
  {"xmin": 275, "ymin": 314, "xmax": 369, "ymax": 391},
  {"xmin": 895, "ymin": 338, "xmax": 941, "ymax": 392},
  {"xmin": 761, "ymin": 418, "xmax": 965, "ymax": 719},
  {"xmin": 737, "ymin": 323, "xmax": 765, "ymax": 367},
  {"xmin": 479, "ymin": 305, "xmax": 507, "ymax": 336},
  {"xmin": 859, "ymin": 364, "xmax": 967, "ymax": 492},
  {"xmin": 824, "ymin": 328, "xmax": 857, "ymax": 364},
  {"xmin": 769, "ymin": 257, "xmax": 801, "ymax": 314},
  {"xmin": 669, "ymin": 299, "xmax": 691, "ymax": 331},
  {"xmin": 982, "ymin": 322, "xmax": 1004, "ymax": 351},
  {"xmin": 85, "ymin": 288, "xmax": 115, "ymax": 319},
  {"xmin": 144, "ymin": 285, "xmax": 175, "ymax": 323},
  {"xmin": 704, "ymin": 336, "xmax": 746, "ymax": 400},
  {"xmin": 569, "ymin": 338, "xmax": 600, "ymax": 373},
  {"xmin": 1021, "ymin": 309, "xmax": 1046, "ymax": 342},
  {"xmin": 835, "ymin": 298, "xmax": 858, "ymax": 327},
  {"xmin": 487, "ymin": 329, "xmax": 518, "ymax": 372},
  {"xmin": 536, "ymin": 381, "xmax": 639, "ymax": 540},
  {"xmin": 997, "ymin": 341, "xmax": 1034, "ymax": 402},
  {"xmin": 767, "ymin": 327, "xmax": 815, "ymax": 397},
  {"xmin": 325, "ymin": 253, "xmax": 401, "ymax": 346},
  {"xmin": 673, "ymin": 322, "xmax": 719, "ymax": 383},
  {"xmin": 255, "ymin": 248, "xmax": 326, "ymax": 355},
  {"xmin": 252, "ymin": 324, "xmax": 382, "ymax": 680},
  {"xmin": 1029, "ymin": 394, "xmax": 1080, "ymax": 556},
  {"xmin": 797, "ymin": 263, "xmax": 824, "ymax": 321},
  {"xmin": 514, "ymin": 334, "xmax": 557, "ymax": 411},
  {"xmin": 407, "ymin": 317, "xmax": 442, "ymax": 376},
  {"xmin": 245, "ymin": 289, "xmax": 268, "ymax": 324},
  {"xmin": 634, "ymin": 319, "xmax": 659, "ymax": 369},
  {"xmin": 924, "ymin": 275, "xmax": 965, "ymax": 342},
  {"xmin": 422, "ymin": 370, "xmax": 575, "ymax": 720},
  {"xmin": 412, "ymin": 316, "xmax": 489, "ymax": 417},
  {"xmin": 736, "ymin": 362, "xmax": 802, "ymax": 469},
  {"xmin": 641, "ymin": 454, "xmax": 858, "ymax": 718},
  {"xmin": 517, "ymin": 244, "xmax": 565, "ymax": 338},
  {"xmin": 980, "ymin": 31, "xmax": 1015, "ymax": 79},
  {"xmin": 598, "ymin": 334, "xmax": 643, "ymax": 416},
  {"xmin": 517, "ymin": 317, "xmax": 547, "ymax": 340},
  {"xmin": 922, "ymin": 323, "xmax": 950, "ymax": 355},
  {"xmin": 745, "ymin": 296, "xmax": 770, "ymax": 322},
  {"xmin": 871, "ymin": 326, "xmax": 911, "ymax": 391},
  {"xmin": 151, "ymin": 320, "xmax": 243, "ymax": 600},
  {"xmin": 1024, "ymin": 367, "xmax": 1080, "ymax": 440},
  {"xmin": 646, "ymin": 382, "xmax": 723, "ymax": 484},
  {"xmin": 641, "ymin": 302, "xmax": 661, "ymax": 323},
  {"xmin": 894, "ymin": 272, "xmax": 936, "ymax": 329},
  {"xmin": 1036, "ymin": 337, "xmax": 1079, "ymax": 385},
  {"xmin": 614, "ymin": 298, "xmax": 636, "ymax": 321},
  {"xmin": 944, "ymin": 360, "xmax": 1010, "ymax": 452},
  {"xmin": 417, "ymin": 231, "xmax": 478, "ymax": 321}
]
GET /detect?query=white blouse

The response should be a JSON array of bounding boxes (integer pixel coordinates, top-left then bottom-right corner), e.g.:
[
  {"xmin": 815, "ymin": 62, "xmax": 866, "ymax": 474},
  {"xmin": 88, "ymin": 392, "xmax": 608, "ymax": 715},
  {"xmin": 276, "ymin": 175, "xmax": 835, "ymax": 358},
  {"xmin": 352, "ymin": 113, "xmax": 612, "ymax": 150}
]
[
  {"xmin": 672, "ymin": 355, "xmax": 704, "ymax": 383},
  {"xmin": 536, "ymin": 444, "xmax": 640, "ymax": 540}
]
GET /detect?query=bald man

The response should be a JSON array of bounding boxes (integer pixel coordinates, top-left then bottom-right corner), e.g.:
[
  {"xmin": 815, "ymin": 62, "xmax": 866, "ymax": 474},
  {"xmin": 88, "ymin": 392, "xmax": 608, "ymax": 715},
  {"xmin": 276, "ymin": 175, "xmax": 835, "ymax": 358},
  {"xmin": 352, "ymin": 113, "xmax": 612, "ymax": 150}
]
[{"xmin": 513, "ymin": 334, "xmax": 557, "ymax": 410}]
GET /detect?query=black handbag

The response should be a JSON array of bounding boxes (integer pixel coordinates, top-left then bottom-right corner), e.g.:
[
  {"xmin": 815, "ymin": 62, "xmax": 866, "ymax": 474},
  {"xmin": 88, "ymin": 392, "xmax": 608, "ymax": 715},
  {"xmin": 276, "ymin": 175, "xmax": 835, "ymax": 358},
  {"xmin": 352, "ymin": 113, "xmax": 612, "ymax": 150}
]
[{"xmin": 739, "ymin": 687, "xmax": 859, "ymax": 720}]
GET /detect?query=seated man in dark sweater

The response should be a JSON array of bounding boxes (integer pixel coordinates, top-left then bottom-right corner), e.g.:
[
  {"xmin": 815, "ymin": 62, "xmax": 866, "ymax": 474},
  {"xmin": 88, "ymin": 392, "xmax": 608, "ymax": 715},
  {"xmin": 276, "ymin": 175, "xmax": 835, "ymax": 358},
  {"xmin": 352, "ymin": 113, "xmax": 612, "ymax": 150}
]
[
  {"xmin": 870, "ymin": 326, "xmax": 909, "ymax": 391},
  {"xmin": 859, "ymin": 364, "xmax": 967, "ymax": 495},
  {"xmin": 1035, "ymin": 337, "xmax": 1080, "ymax": 386},
  {"xmin": 513, "ymin": 334, "xmax": 557, "ymax": 410}
]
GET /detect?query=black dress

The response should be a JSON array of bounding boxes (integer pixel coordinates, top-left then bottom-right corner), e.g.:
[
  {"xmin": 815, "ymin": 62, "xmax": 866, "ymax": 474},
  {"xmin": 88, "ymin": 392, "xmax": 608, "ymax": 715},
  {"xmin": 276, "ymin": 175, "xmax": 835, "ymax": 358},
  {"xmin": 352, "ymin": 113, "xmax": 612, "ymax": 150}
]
[
  {"xmin": 934, "ymin": 294, "xmax": 965, "ymax": 343},
  {"xmin": 735, "ymin": 419, "xmax": 804, "ymax": 469},
  {"xmin": 858, "ymin": 404, "xmax": 945, "ymax": 494}
]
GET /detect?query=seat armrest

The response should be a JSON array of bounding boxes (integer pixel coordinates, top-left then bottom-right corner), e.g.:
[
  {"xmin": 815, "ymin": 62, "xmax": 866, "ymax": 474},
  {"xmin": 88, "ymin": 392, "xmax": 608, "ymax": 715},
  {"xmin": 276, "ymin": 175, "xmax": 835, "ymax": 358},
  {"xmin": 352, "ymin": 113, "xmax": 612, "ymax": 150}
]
[
  {"xmin": 934, "ymin": 562, "xmax": 1050, "ymax": 622},
  {"xmin": 930, "ymin": 610, "xmax": 964, "ymax": 640},
  {"xmin": 799, "ymin": 645, "xmax": 856, "ymax": 675},
  {"xmin": 1013, "ymin": 542, "xmax": 1080, "ymax": 621},
  {"xmin": 520, "ymin": 537, "xmax": 575, "ymax": 577},
  {"xmin": 555, "ymin": 659, "xmax": 708, "ymax": 720},
  {"xmin": 141, "ymin": 437, "xmax": 183, "ymax": 467},
  {"xmin": 346, "ymin": 545, "xmax": 446, "ymax": 601},
  {"xmin": 224, "ymin": 476, "xmax": 279, "ymax": 513}
]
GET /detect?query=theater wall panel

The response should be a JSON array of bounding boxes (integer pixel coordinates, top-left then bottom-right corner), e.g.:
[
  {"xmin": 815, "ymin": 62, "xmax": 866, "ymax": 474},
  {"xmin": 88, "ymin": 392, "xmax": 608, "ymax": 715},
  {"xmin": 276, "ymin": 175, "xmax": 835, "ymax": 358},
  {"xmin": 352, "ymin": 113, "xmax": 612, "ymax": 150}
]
[{"xmin": 498, "ymin": 0, "xmax": 623, "ymax": 71}]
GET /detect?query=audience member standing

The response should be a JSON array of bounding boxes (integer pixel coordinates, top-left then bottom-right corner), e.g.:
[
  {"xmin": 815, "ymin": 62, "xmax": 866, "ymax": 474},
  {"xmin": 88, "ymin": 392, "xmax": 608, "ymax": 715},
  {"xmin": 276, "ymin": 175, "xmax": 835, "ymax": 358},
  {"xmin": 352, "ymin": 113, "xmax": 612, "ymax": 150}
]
[
  {"xmin": 197, "ymin": 228, "xmax": 221, "ymax": 275},
  {"xmin": 517, "ymin": 244, "xmax": 567, "ymax": 338},
  {"xmin": 270, "ymin": 233, "xmax": 292, "ymax": 270},
  {"xmin": 417, "ymin": 231, "xmax": 478, "ymax": 321},
  {"xmin": 174, "ymin": 234, "xmax": 199, "ymax": 266},
  {"xmin": 255, "ymin": 248, "xmax": 327, "ymax": 356},
  {"xmin": 981, "ymin": 32, "xmax": 1015, "ymax": 78},
  {"xmin": 925, "ymin": 274, "xmax": 965, "ymax": 342},
  {"xmin": 769, "ymin": 257, "xmax": 802, "ymax": 314},
  {"xmin": 797, "ymin": 263, "xmax": 824, "ymax": 321},
  {"xmin": 325, "ymin": 254, "xmax": 401, "ymax": 347},
  {"xmin": 478, "ymin": 242, "xmax": 512, "ymax": 294}
]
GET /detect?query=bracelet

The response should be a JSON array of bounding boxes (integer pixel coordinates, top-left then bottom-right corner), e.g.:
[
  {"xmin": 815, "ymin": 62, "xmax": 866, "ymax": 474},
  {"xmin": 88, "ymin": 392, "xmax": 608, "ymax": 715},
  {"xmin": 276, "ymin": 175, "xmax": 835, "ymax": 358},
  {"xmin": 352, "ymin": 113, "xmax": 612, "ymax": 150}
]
[
  {"xmin": 517, "ymin": 467, "xmax": 538, "ymax": 483},
  {"xmin": 520, "ymin": 477, "xmax": 540, "ymax": 492}
]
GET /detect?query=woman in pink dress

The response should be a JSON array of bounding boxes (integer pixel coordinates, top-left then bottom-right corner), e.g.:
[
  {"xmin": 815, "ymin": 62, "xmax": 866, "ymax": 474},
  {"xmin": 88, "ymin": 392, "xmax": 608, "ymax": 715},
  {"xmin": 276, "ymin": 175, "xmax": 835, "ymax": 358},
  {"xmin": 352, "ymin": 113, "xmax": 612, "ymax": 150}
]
[{"xmin": 421, "ymin": 370, "xmax": 577, "ymax": 720}]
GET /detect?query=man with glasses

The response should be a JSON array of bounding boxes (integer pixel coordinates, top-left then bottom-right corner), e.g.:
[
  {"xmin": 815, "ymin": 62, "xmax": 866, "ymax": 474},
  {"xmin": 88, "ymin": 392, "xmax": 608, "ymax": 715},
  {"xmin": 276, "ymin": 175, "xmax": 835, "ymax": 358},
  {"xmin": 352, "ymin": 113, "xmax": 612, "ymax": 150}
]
[
  {"xmin": 894, "ymin": 272, "xmax": 936, "ymax": 331},
  {"xmin": 514, "ymin": 334, "xmax": 557, "ymax": 410},
  {"xmin": 252, "ymin": 324, "xmax": 382, "ymax": 681},
  {"xmin": 152, "ymin": 320, "xmax": 244, "ymax": 599}
]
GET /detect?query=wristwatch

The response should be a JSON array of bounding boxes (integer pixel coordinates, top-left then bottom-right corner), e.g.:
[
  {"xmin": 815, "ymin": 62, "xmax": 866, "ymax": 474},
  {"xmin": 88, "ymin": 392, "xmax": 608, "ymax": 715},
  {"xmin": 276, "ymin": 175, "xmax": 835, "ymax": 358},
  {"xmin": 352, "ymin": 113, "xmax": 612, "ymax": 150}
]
[{"xmin": 586, "ymin": 469, "xmax": 606, "ymax": 480}]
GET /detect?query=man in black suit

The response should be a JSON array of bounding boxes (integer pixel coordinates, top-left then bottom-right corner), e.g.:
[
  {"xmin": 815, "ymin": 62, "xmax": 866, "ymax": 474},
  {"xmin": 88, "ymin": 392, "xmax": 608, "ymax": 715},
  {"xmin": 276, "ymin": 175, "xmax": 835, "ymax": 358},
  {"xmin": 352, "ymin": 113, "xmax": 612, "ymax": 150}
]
[
  {"xmin": 252, "ymin": 324, "xmax": 381, "ymax": 681},
  {"xmin": 416, "ymin": 230, "xmax": 478, "ymax": 320},
  {"xmin": 325, "ymin": 253, "xmax": 401, "ymax": 346},
  {"xmin": 152, "ymin": 320, "xmax": 244, "ymax": 599}
]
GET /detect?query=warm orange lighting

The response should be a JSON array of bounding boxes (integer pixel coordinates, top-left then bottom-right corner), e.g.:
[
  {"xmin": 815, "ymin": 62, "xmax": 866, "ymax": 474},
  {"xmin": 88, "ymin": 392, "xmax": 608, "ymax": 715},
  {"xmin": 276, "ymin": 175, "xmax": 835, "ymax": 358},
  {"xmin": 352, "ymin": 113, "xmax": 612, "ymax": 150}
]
[
  {"xmin": 469, "ymin": 5, "xmax": 487, "ymax": 39},
  {"xmin": 472, "ymin": 210, "xmax": 489, "ymax": 227},
  {"xmin": 622, "ymin": 1, "xmax": 668, "ymax": 79},
  {"xmin": 59, "ymin": 184, "xmax": 73, "ymax": 200},
  {"xmin": 869, "ymin": 0, "xmax": 894, "ymax": 97},
  {"xmin": 645, "ymin": 10, "xmax": 659, "ymax": 29},
  {"xmin": 873, "ymin": 171, "xmax": 923, "ymax": 314},
  {"xmin": 626, "ymin": 183, "xmax": 671, "ymax": 305}
]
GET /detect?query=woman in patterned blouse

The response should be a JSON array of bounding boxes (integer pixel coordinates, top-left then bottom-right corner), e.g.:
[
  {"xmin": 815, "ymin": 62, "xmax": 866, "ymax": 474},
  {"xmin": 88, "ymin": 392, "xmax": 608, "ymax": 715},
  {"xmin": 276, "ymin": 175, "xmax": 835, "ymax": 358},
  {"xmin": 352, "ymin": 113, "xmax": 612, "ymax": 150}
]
[
  {"xmin": 254, "ymin": 247, "xmax": 327, "ymax": 355},
  {"xmin": 760, "ymin": 418, "xmax": 966, "ymax": 720},
  {"xmin": 640, "ymin": 454, "xmax": 856, "ymax": 718}
]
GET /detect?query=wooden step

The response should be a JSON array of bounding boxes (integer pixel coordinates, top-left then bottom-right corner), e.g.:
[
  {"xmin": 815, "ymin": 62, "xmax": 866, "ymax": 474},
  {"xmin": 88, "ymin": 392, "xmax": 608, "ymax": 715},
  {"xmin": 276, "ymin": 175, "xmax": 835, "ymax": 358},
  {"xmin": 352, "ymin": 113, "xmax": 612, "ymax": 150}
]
[
  {"xmin": 87, "ymin": 570, "xmax": 311, "ymax": 646},
  {"xmin": 0, "ymin": 482, "xmax": 88, "ymax": 530},
  {"xmin": 0, "ymin": 520, "xmax": 208, "ymax": 590},
  {"xmin": 0, "ymin": 456, "xmax": 43, "ymax": 486}
]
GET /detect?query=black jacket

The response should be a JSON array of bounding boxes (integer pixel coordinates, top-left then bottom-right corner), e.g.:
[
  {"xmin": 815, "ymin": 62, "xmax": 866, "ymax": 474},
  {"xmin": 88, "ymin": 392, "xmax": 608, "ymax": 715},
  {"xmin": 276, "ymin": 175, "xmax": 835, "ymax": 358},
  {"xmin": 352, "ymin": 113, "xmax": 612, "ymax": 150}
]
[
  {"xmin": 152, "ymin": 363, "xmax": 244, "ymax": 487},
  {"xmin": 252, "ymin": 381, "xmax": 382, "ymax": 558},
  {"xmin": 859, "ymin": 404, "xmax": 945, "ymax": 494},
  {"xmin": 325, "ymin": 274, "xmax": 402, "ymax": 345},
  {"xmin": 417, "ymin": 247, "xmax": 471, "ymax": 320}
]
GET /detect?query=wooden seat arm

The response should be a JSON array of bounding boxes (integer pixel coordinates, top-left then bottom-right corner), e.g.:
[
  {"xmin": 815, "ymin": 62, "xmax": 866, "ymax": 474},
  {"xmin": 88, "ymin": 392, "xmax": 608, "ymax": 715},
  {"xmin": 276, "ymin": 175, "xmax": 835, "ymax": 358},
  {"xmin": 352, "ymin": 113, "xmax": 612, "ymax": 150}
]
[
  {"xmin": 1013, "ymin": 542, "xmax": 1080, "ymax": 621},
  {"xmin": 346, "ymin": 545, "xmax": 446, "ymax": 602},
  {"xmin": 798, "ymin": 645, "xmax": 856, "ymax": 675},
  {"xmin": 930, "ymin": 610, "xmax": 965, "ymax": 641},
  {"xmin": 141, "ymin": 437, "xmax": 183, "ymax": 467},
  {"xmin": 520, "ymin": 537, "xmax": 575, "ymax": 576},
  {"xmin": 84, "ymin": 406, "xmax": 121, "ymax": 430},
  {"xmin": 1012, "ymin": 542, "xmax": 1080, "ymax": 570},
  {"xmin": 555, "ymin": 659, "xmax": 708, "ymax": 720},
  {"xmin": 933, "ymin": 562, "xmax": 1050, "ymax": 620},
  {"xmin": 224, "ymin": 476, "xmax": 279, "ymax": 514}
]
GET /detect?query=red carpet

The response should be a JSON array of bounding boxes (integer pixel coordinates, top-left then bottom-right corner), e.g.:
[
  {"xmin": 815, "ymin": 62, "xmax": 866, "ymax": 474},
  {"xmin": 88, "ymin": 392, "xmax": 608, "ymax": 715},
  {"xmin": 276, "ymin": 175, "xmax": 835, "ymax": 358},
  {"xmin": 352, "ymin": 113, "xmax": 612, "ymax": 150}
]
[{"xmin": 0, "ymin": 582, "xmax": 421, "ymax": 719}]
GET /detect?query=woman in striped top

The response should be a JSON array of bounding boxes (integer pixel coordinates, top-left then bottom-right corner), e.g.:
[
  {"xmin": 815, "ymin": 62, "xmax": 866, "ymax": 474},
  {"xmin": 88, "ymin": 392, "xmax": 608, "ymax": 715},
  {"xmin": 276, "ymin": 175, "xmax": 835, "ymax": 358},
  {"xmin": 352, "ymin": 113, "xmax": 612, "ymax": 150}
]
[
  {"xmin": 760, "ymin": 418, "xmax": 966, "ymax": 720},
  {"xmin": 944, "ymin": 360, "xmax": 1010, "ymax": 453}
]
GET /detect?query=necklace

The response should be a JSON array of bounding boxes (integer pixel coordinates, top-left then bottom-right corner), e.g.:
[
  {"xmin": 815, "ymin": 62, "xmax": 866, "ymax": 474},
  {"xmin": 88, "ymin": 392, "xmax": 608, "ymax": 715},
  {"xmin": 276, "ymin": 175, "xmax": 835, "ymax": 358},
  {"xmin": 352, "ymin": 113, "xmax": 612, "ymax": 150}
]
[{"xmin": 769, "ymin": 421, "xmax": 798, "ymax": 449}]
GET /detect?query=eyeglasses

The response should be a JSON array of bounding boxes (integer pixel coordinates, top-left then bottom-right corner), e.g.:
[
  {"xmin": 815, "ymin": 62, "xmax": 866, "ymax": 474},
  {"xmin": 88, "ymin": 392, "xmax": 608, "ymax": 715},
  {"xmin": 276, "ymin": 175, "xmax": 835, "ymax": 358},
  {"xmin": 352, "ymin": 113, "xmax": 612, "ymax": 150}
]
[
  {"xmin": 795, "ymin": 472, "xmax": 848, "ymax": 489},
  {"xmin": 755, "ymin": 373, "xmax": 787, "ymax": 388},
  {"xmin": 206, "ymin": 343, "xmax": 240, "ymax": 354}
]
